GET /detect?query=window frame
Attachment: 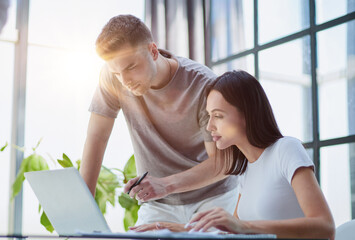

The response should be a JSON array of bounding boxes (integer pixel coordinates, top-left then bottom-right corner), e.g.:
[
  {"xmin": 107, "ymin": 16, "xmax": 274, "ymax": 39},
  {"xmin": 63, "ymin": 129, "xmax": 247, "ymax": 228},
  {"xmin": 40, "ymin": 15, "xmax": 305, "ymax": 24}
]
[{"xmin": 206, "ymin": 0, "xmax": 355, "ymax": 220}]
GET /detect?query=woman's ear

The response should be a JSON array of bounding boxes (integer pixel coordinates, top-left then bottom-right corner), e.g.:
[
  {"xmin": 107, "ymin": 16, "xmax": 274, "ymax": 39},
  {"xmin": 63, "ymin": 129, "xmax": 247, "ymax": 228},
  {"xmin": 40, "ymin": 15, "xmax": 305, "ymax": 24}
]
[{"xmin": 148, "ymin": 42, "xmax": 159, "ymax": 60}]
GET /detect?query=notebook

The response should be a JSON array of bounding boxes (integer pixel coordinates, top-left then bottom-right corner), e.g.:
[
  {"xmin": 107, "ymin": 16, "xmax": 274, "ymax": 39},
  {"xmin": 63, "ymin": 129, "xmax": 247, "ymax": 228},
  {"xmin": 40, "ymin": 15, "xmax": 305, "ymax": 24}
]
[
  {"xmin": 25, "ymin": 167, "xmax": 111, "ymax": 236},
  {"xmin": 25, "ymin": 168, "xmax": 277, "ymax": 239}
]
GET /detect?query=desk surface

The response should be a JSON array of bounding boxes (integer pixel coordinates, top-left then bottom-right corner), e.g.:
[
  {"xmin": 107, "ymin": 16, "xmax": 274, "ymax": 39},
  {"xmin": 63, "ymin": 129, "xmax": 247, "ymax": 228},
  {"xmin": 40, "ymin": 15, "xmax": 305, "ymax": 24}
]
[{"xmin": 0, "ymin": 234, "xmax": 329, "ymax": 240}]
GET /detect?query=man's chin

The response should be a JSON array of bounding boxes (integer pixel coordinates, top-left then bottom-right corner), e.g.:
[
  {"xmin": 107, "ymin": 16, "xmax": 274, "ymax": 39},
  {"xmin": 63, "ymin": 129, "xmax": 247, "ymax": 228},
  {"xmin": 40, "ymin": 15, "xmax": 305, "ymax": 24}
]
[{"xmin": 131, "ymin": 89, "xmax": 146, "ymax": 96}]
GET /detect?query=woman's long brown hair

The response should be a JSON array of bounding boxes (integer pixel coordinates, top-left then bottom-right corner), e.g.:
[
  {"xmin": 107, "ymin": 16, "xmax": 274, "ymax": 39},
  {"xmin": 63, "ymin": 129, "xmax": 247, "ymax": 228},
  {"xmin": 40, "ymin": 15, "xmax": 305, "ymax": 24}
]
[{"xmin": 206, "ymin": 70, "xmax": 283, "ymax": 175}]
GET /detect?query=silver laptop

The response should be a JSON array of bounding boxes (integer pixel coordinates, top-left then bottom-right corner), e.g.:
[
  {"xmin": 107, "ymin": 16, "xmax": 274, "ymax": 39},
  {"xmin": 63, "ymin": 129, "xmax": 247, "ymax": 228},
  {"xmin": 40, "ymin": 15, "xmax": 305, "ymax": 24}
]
[
  {"xmin": 25, "ymin": 168, "xmax": 277, "ymax": 239},
  {"xmin": 25, "ymin": 167, "xmax": 111, "ymax": 236}
]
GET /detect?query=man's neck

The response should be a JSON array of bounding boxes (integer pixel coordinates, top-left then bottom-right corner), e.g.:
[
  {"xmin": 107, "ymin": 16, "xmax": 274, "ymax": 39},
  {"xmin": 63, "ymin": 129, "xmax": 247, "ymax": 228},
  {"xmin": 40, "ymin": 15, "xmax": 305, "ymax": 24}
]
[{"xmin": 151, "ymin": 54, "xmax": 177, "ymax": 89}]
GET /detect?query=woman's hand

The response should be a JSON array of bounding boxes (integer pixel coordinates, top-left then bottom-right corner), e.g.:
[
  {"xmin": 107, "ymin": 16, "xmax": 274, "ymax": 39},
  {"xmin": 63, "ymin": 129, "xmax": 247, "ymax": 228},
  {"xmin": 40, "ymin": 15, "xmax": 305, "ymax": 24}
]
[
  {"xmin": 188, "ymin": 208, "xmax": 243, "ymax": 233},
  {"xmin": 129, "ymin": 222, "xmax": 189, "ymax": 232}
]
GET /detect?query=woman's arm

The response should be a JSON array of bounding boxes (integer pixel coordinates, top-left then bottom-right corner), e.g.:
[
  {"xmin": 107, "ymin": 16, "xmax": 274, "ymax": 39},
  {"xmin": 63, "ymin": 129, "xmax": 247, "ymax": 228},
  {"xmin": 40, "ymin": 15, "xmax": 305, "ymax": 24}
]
[
  {"xmin": 242, "ymin": 167, "xmax": 335, "ymax": 239},
  {"xmin": 129, "ymin": 222, "xmax": 189, "ymax": 232},
  {"xmin": 189, "ymin": 167, "xmax": 335, "ymax": 239}
]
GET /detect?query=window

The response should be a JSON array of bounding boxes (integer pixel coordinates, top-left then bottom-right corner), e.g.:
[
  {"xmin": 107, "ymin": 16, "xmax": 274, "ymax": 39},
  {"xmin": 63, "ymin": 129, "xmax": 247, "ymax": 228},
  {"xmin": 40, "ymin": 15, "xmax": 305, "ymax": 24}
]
[
  {"xmin": 211, "ymin": 0, "xmax": 254, "ymax": 62},
  {"xmin": 1, "ymin": 0, "xmax": 144, "ymax": 235},
  {"xmin": 209, "ymin": 0, "xmax": 355, "ymax": 227},
  {"xmin": 259, "ymin": 37, "xmax": 312, "ymax": 142},
  {"xmin": 320, "ymin": 143, "xmax": 355, "ymax": 225},
  {"xmin": 0, "ymin": 0, "xmax": 16, "ymax": 234},
  {"xmin": 258, "ymin": 0, "xmax": 309, "ymax": 44},
  {"xmin": 317, "ymin": 21, "xmax": 355, "ymax": 140},
  {"xmin": 316, "ymin": 0, "xmax": 355, "ymax": 24}
]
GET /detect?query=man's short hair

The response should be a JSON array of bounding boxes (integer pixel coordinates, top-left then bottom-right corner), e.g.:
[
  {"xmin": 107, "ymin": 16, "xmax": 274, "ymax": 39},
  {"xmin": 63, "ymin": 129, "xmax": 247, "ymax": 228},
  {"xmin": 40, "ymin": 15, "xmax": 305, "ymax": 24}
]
[{"xmin": 96, "ymin": 14, "xmax": 153, "ymax": 60}]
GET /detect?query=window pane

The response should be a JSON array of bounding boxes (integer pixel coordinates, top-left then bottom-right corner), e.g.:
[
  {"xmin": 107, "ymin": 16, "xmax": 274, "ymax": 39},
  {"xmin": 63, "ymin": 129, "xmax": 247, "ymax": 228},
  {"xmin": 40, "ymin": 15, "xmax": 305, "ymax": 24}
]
[
  {"xmin": 259, "ymin": 37, "xmax": 312, "ymax": 142},
  {"xmin": 306, "ymin": 148, "xmax": 314, "ymax": 162},
  {"xmin": 317, "ymin": 21, "xmax": 355, "ymax": 140},
  {"xmin": 22, "ymin": 0, "xmax": 143, "ymax": 234},
  {"xmin": 212, "ymin": 54, "xmax": 254, "ymax": 76},
  {"xmin": 166, "ymin": 0, "xmax": 189, "ymax": 58},
  {"xmin": 258, "ymin": 0, "xmax": 309, "ymax": 44},
  {"xmin": 0, "ymin": 0, "xmax": 17, "ymax": 41},
  {"xmin": 316, "ymin": 0, "xmax": 355, "ymax": 24},
  {"xmin": 0, "ymin": 41, "xmax": 14, "ymax": 234},
  {"xmin": 320, "ymin": 143, "xmax": 355, "ymax": 226},
  {"xmin": 211, "ymin": 0, "xmax": 254, "ymax": 62},
  {"xmin": 28, "ymin": 0, "xmax": 145, "ymax": 49}
]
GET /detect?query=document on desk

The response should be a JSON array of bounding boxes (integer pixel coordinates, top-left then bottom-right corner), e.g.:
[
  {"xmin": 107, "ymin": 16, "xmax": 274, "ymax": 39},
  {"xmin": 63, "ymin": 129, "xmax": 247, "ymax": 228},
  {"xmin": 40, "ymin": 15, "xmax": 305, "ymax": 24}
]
[{"xmin": 79, "ymin": 229, "xmax": 277, "ymax": 239}]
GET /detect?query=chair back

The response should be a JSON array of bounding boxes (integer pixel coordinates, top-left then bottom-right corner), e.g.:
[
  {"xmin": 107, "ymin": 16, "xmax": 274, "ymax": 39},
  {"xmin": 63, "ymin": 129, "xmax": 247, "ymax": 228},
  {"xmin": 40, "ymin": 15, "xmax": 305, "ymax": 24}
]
[{"xmin": 335, "ymin": 219, "xmax": 355, "ymax": 240}]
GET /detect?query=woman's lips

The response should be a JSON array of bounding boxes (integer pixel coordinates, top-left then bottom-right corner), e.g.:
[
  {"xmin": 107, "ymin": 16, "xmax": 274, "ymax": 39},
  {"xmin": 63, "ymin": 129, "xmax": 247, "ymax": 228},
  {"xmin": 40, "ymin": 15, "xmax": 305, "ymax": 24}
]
[{"xmin": 212, "ymin": 136, "xmax": 221, "ymax": 142}]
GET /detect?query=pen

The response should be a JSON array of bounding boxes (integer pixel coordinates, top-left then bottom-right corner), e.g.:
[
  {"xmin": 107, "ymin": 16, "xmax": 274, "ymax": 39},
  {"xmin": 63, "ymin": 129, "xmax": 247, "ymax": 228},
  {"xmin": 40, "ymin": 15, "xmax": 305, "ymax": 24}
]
[{"xmin": 127, "ymin": 171, "xmax": 148, "ymax": 194}]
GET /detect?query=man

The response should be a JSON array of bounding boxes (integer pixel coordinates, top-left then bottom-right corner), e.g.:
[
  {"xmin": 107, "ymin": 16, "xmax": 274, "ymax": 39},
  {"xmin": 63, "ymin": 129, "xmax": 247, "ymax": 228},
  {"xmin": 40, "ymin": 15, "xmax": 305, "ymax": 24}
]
[{"xmin": 80, "ymin": 14, "xmax": 238, "ymax": 225}]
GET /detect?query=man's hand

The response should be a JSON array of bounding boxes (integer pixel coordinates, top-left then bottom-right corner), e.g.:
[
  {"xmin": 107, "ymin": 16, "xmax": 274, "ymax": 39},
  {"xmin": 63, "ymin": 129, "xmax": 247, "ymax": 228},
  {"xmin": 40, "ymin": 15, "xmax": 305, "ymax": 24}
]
[
  {"xmin": 124, "ymin": 175, "xmax": 170, "ymax": 202},
  {"xmin": 123, "ymin": 142, "xmax": 225, "ymax": 202}
]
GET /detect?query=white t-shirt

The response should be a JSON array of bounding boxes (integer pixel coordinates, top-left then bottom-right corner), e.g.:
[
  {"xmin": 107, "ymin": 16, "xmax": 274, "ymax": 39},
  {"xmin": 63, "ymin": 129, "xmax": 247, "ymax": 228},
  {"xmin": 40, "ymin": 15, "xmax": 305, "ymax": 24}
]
[{"xmin": 237, "ymin": 136, "xmax": 314, "ymax": 220}]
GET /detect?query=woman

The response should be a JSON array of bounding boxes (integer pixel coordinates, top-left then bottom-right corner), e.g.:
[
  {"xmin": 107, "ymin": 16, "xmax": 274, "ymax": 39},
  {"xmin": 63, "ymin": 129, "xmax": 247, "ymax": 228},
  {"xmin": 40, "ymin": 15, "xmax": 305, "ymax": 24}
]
[{"xmin": 131, "ymin": 70, "xmax": 335, "ymax": 239}]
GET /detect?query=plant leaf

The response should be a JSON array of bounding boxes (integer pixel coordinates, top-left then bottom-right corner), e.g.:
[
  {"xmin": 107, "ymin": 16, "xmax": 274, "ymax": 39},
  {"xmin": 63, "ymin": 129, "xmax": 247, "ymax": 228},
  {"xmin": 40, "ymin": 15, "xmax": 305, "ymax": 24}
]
[
  {"xmin": 118, "ymin": 192, "xmax": 138, "ymax": 210},
  {"xmin": 32, "ymin": 138, "xmax": 43, "ymax": 152},
  {"xmin": 95, "ymin": 188, "xmax": 107, "ymax": 215},
  {"xmin": 11, "ymin": 155, "xmax": 31, "ymax": 200},
  {"xmin": 76, "ymin": 159, "xmax": 81, "ymax": 170},
  {"xmin": 11, "ymin": 170, "xmax": 25, "ymax": 200},
  {"xmin": 11, "ymin": 153, "xmax": 49, "ymax": 200},
  {"xmin": 119, "ymin": 154, "xmax": 140, "ymax": 231},
  {"xmin": 12, "ymin": 144, "xmax": 25, "ymax": 152},
  {"xmin": 123, "ymin": 204, "xmax": 140, "ymax": 231},
  {"xmin": 57, "ymin": 153, "xmax": 74, "ymax": 168},
  {"xmin": 123, "ymin": 155, "xmax": 136, "ymax": 183},
  {"xmin": 1, "ymin": 142, "xmax": 8, "ymax": 151},
  {"xmin": 28, "ymin": 154, "xmax": 49, "ymax": 172},
  {"xmin": 62, "ymin": 153, "xmax": 71, "ymax": 162},
  {"xmin": 40, "ymin": 211, "xmax": 54, "ymax": 233},
  {"xmin": 94, "ymin": 166, "xmax": 120, "ymax": 215}
]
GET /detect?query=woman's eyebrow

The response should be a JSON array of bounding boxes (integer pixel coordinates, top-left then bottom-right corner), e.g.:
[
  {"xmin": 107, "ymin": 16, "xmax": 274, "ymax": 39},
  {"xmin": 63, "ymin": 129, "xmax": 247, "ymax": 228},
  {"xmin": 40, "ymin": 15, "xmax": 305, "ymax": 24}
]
[{"xmin": 211, "ymin": 109, "xmax": 226, "ymax": 113}]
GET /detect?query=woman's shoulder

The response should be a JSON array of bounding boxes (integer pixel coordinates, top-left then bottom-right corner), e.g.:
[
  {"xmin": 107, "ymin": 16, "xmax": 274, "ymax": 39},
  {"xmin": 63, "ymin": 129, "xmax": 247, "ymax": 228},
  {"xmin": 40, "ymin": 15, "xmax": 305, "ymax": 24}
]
[
  {"xmin": 272, "ymin": 136, "xmax": 303, "ymax": 150},
  {"xmin": 270, "ymin": 136, "xmax": 307, "ymax": 161}
]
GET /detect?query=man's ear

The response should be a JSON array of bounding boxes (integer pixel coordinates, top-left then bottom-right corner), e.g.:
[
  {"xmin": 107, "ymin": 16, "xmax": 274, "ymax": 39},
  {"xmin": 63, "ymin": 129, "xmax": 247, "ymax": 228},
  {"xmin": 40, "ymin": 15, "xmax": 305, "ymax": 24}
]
[{"xmin": 149, "ymin": 42, "xmax": 159, "ymax": 60}]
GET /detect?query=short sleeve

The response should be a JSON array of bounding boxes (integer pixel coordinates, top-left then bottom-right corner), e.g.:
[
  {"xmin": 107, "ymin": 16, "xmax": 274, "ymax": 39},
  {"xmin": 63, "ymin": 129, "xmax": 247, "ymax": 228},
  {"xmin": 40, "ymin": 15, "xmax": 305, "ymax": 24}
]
[
  {"xmin": 278, "ymin": 137, "xmax": 314, "ymax": 184},
  {"xmin": 89, "ymin": 64, "xmax": 121, "ymax": 118}
]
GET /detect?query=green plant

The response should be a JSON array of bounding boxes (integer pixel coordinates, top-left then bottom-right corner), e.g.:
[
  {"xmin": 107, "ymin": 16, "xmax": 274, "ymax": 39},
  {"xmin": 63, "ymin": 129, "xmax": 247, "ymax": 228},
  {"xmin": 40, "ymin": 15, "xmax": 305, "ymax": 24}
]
[
  {"xmin": 11, "ymin": 140, "xmax": 139, "ymax": 233},
  {"xmin": 11, "ymin": 139, "xmax": 49, "ymax": 200},
  {"xmin": 117, "ymin": 155, "xmax": 140, "ymax": 231},
  {"xmin": 1, "ymin": 142, "xmax": 8, "ymax": 151}
]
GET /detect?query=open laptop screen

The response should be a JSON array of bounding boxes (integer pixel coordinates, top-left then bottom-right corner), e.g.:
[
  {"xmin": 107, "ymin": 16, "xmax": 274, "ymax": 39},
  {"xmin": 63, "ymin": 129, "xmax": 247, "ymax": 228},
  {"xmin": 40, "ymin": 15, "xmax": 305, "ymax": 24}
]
[{"xmin": 25, "ymin": 168, "xmax": 111, "ymax": 235}]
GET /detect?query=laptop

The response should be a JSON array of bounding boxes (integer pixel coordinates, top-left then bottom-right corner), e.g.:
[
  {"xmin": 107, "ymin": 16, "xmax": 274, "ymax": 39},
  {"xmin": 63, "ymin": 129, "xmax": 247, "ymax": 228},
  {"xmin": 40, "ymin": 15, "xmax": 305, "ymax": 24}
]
[
  {"xmin": 25, "ymin": 168, "xmax": 277, "ymax": 239},
  {"xmin": 25, "ymin": 167, "xmax": 111, "ymax": 236}
]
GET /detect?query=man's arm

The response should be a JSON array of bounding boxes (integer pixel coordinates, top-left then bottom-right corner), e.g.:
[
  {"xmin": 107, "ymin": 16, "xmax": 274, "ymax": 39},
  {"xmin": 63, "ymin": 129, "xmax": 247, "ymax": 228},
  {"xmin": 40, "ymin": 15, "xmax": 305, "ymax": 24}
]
[
  {"xmin": 125, "ymin": 141, "xmax": 228, "ymax": 201},
  {"xmin": 80, "ymin": 112, "xmax": 115, "ymax": 196}
]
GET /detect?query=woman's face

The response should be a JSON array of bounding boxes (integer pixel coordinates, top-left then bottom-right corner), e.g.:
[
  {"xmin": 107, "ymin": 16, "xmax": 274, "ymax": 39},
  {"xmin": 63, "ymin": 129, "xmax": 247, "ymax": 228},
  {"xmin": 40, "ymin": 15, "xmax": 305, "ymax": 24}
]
[{"xmin": 206, "ymin": 90, "xmax": 247, "ymax": 149}]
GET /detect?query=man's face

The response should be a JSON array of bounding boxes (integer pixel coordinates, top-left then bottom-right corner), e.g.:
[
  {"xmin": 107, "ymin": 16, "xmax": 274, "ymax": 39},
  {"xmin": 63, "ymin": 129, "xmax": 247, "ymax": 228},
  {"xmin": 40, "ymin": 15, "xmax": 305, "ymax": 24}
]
[{"xmin": 106, "ymin": 44, "xmax": 157, "ymax": 96}]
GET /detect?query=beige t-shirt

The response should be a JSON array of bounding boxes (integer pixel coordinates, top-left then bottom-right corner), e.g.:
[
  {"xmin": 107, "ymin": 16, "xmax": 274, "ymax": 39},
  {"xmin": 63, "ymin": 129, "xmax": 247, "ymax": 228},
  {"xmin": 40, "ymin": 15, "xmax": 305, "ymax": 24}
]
[{"xmin": 89, "ymin": 51, "xmax": 238, "ymax": 205}]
